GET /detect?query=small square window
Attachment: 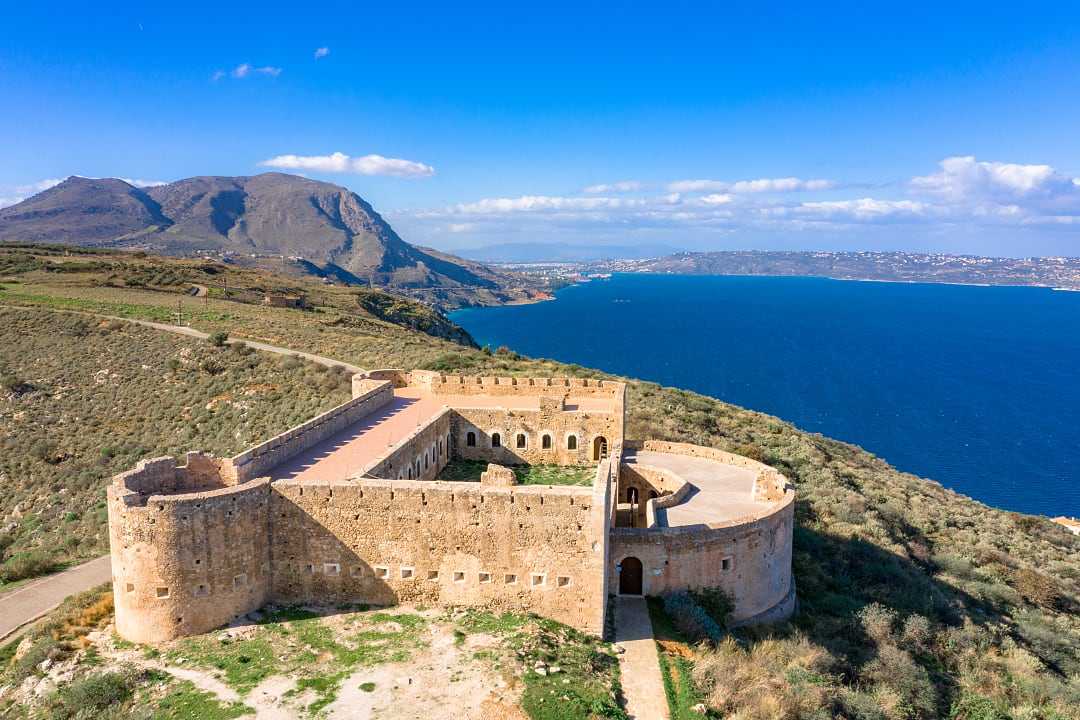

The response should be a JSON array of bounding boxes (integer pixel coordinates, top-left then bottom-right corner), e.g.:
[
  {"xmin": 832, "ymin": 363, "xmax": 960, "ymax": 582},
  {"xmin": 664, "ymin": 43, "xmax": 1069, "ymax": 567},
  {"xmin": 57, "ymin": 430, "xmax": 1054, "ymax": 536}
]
[
  {"xmin": 194, "ymin": 584, "xmax": 209, "ymax": 597},
  {"xmin": 375, "ymin": 566, "xmax": 389, "ymax": 579},
  {"xmin": 195, "ymin": 559, "xmax": 202, "ymax": 566},
  {"xmin": 305, "ymin": 564, "xmax": 314, "ymax": 574},
  {"xmin": 721, "ymin": 557, "xmax": 732, "ymax": 572},
  {"xmin": 155, "ymin": 587, "xmax": 170, "ymax": 599},
  {"xmin": 453, "ymin": 571, "xmax": 465, "ymax": 583},
  {"xmin": 479, "ymin": 572, "xmax": 491, "ymax": 584},
  {"xmin": 125, "ymin": 583, "xmax": 135, "ymax": 593},
  {"xmin": 556, "ymin": 575, "xmax": 571, "ymax": 588},
  {"xmin": 324, "ymin": 563, "xmax": 340, "ymax": 576},
  {"xmin": 401, "ymin": 567, "xmax": 414, "ymax": 580},
  {"xmin": 233, "ymin": 573, "xmax": 247, "ymax": 588},
  {"xmin": 351, "ymin": 566, "xmax": 364, "ymax": 577},
  {"xmin": 504, "ymin": 574, "xmax": 518, "ymax": 585},
  {"xmin": 530, "ymin": 574, "xmax": 545, "ymax": 588}
]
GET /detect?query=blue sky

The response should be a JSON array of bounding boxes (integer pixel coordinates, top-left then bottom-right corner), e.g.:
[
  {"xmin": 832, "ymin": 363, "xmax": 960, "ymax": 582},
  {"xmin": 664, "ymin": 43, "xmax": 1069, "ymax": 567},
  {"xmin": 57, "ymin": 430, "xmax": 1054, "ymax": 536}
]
[{"xmin": 4, "ymin": 2, "xmax": 1080, "ymax": 256}]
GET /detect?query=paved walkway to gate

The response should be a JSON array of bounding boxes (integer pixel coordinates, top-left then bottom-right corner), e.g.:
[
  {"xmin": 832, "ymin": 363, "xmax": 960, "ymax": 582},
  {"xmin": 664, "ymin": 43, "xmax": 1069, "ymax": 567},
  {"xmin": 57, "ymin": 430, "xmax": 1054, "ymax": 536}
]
[{"xmin": 614, "ymin": 596, "xmax": 670, "ymax": 720}]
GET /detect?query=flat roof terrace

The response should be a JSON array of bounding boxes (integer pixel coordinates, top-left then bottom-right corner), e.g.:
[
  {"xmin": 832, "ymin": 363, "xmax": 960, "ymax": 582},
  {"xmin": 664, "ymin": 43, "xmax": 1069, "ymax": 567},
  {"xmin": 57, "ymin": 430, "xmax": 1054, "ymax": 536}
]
[
  {"xmin": 268, "ymin": 392, "xmax": 446, "ymax": 483},
  {"xmin": 626, "ymin": 449, "xmax": 771, "ymax": 528},
  {"xmin": 267, "ymin": 385, "xmax": 618, "ymax": 484}
]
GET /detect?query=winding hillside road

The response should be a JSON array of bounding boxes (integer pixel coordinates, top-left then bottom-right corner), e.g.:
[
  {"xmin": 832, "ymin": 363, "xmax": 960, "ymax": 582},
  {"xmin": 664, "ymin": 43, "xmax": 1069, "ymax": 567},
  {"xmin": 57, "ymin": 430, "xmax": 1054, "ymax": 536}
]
[
  {"xmin": 0, "ymin": 557, "xmax": 112, "ymax": 643},
  {"xmin": 0, "ymin": 308, "xmax": 365, "ymax": 643}
]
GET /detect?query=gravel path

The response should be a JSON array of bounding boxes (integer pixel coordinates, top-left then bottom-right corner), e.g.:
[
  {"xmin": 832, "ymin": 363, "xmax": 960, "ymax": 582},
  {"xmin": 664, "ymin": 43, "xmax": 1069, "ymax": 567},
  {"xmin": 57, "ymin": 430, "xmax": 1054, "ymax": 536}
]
[{"xmin": 614, "ymin": 596, "xmax": 670, "ymax": 720}]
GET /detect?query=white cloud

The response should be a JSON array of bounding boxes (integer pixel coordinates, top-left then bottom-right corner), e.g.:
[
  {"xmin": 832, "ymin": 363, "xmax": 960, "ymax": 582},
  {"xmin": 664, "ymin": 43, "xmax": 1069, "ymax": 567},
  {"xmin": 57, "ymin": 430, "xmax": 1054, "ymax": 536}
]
[
  {"xmin": 910, "ymin": 156, "xmax": 1080, "ymax": 215},
  {"xmin": 698, "ymin": 193, "xmax": 733, "ymax": 206},
  {"xmin": 17, "ymin": 178, "xmax": 64, "ymax": 194},
  {"xmin": 668, "ymin": 177, "xmax": 835, "ymax": 194},
  {"xmin": 259, "ymin": 151, "xmax": 435, "ymax": 178},
  {"xmin": 444, "ymin": 195, "xmax": 646, "ymax": 215},
  {"xmin": 120, "ymin": 178, "xmax": 168, "ymax": 188},
  {"xmin": 792, "ymin": 198, "xmax": 927, "ymax": 220},
  {"xmin": 583, "ymin": 180, "xmax": 642, "ymax": 194},
  {"xmin": 314, "ymin": 47, "xmax": 330, "ymax": 59},
  {"xmin": 447, "ymin": 223, "xmax": 474, "ymax": 233},
  {"xmin": 213, "ymin": 63, "xmax": 282, "ymax": 81}
]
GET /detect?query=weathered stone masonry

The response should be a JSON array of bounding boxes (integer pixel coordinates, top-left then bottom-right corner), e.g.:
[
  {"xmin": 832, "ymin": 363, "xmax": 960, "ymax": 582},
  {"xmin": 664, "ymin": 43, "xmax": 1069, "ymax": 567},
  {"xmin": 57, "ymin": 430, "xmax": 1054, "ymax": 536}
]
[{"xmin": 108, "ymin": 371, "xmax": 793, "ymax": 643}]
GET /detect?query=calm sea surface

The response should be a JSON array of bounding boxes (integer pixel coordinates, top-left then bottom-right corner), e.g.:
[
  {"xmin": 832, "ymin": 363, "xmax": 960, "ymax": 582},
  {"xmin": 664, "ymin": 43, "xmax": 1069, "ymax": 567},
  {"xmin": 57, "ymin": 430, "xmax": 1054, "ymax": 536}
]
[{"xmin": 451, "ymin": 274, "xmax": 1080, "ymax": 517}]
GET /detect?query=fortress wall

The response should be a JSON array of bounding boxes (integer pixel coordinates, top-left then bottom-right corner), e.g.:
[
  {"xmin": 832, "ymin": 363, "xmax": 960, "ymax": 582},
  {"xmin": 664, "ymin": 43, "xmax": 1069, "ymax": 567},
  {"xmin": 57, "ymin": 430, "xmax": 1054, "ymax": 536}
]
[
  {"xmin": 357, "ymin": 409, "xmax": 453, "ymax": 481},
  {"xmin": 408, "ymin": 370, "xmax": 626, "ymax": 401},
  {"xmin": 354, "ymin": 369, "xmax": 411, "ymax": 390},
  {"xmin": 230, "ymin": 380, "xmax": 393, "ymax": 481},
  {"xmin": 269, "ymin": 478, "xmax": 608, "ymax": 634},
  {"xmin": 641, "ymin": 439, "xmax": 790, "ymax": 503},
  {"xmin": 609, "ymin": 490, "xmax": 795, "ymax": 624},
  {"xmin": 617, "ymin": 463, "xmax": 684, "ymax": 527},
  {"xmin": 452, "ymin": 406, "xmax": 621, "ymax": 466},
  {"xmin": 108, "ymin": 456, "xmax": 272, "ymax": 643}
]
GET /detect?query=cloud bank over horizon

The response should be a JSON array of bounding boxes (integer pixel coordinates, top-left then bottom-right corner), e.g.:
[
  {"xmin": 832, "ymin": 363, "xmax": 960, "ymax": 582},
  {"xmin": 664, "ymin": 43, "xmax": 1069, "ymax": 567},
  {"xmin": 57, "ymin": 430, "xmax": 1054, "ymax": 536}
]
[{"xmin": 392, "ymin": 156, "xmax": 1080, "ymax": 256}]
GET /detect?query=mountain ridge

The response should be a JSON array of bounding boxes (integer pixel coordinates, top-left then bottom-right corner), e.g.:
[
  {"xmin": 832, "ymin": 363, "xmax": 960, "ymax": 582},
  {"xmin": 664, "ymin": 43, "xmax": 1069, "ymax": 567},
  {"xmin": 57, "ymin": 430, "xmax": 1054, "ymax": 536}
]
[{"xmin": 0, "ymin": 173, "xmax": 521, "ymax": 300}]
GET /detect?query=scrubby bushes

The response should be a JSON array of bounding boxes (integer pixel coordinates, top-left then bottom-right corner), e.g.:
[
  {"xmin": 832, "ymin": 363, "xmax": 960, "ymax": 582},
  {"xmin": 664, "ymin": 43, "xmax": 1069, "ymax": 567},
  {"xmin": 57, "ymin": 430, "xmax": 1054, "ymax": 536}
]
[{"xmin": 0, "ymin": 308, "xmax": 351, "ymax": 577}]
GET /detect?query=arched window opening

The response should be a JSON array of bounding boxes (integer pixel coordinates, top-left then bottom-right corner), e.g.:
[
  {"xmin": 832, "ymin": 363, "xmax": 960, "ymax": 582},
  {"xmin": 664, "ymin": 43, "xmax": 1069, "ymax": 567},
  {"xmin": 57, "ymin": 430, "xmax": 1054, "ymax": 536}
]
[
  {"xmin": 627, "ymin": 487, "xmax": 639, "ymax": 504},
  {"xmin": 466, "ymin": 431, "xmax": 476, "ymax": 447},
  {"xmin": 516, "ymin": 433, "xmax": 527, "ymax": 449},
  {"xmin": 492, "ymin": 433, "xmax": 501, "ymax": 448},
  {"xmin": 542, "ymin": 434, "xmax": 552, "ymax": 450},
  {"xmin": 648, "ymin": 490, "xmax": 658, "ymax": 500},
  {"xmin": 567, "ymin": 435, "xmax": 577, "ymax": 451},
  {"xmin": 593, "ymin": 436, "xmax": 608, "ymax": 461}
]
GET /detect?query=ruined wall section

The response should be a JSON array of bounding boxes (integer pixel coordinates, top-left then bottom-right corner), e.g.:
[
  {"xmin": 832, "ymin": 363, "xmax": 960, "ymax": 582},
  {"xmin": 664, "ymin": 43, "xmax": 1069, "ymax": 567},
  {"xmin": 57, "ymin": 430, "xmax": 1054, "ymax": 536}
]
[
  {"xmin": 269, "ymin": 477, "xmax": 609, "ymax": 634},
  {"xmin": 230, "ymin": 379, "xmax": 392, "ymax": 482},
  {"xmin": 108, "ymin": 454, "xmax": 271, "ymax": 643},
  {"xmin": 356, "ymin": 409, "xmax": 453, "ymax": 481}
]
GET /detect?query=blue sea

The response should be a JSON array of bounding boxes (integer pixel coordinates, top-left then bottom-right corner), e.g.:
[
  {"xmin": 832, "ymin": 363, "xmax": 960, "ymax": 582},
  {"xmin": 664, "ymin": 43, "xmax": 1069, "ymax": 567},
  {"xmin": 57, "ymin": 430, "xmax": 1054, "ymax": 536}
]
[{"xmin": 451, "ymin": 274, "xmax": 1080, "ymax": 518}]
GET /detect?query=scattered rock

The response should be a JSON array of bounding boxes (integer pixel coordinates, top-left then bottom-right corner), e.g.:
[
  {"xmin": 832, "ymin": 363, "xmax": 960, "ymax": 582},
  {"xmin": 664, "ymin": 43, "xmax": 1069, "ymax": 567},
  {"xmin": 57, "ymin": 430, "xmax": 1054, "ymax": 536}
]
[{"xmin": 692, "ymin": 703, "xmax": 708, "ymax": 713}]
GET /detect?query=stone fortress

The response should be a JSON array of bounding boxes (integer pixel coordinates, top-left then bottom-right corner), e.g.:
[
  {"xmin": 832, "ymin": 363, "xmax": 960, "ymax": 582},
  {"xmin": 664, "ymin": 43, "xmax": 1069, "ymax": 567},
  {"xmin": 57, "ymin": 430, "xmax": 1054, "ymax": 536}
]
[{"xmin": 107, "ymin": 371, "xmax": 796, "ymax": 643}]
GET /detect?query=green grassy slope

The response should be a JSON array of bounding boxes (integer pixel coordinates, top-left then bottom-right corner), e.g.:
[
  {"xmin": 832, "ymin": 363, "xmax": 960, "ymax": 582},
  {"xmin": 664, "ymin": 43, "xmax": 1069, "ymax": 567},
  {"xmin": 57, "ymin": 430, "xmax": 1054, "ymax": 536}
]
[{"xmin": 0, "ymin": 250, "xmax": 1077, "ymax": 719}]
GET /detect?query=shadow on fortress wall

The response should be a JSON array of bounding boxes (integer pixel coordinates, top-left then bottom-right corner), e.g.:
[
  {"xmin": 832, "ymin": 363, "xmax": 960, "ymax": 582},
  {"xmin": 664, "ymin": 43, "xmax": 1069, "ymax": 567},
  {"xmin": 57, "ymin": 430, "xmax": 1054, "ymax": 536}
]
[
  {"xmin": 731, "ymin": 499, "xmax": 1079, "ymax": 714},
  {"xmin": 270, "ymin": 495, "xmax": 403, "ymax": 608}
]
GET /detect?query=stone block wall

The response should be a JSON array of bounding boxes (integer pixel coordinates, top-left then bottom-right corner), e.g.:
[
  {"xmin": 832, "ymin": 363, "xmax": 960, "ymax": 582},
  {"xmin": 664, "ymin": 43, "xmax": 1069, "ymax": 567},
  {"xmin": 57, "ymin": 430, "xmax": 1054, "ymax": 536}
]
[
  {"xmin": 108, "ymin": 455, "xmax": 272, "ymax": 643},
  {"xmin": 452, "ymin": 406, "xmax": 621, "ymax": 466},
  {"xmin": 269, "ymin": 478, "xmax": 609, "ymax": 634}
]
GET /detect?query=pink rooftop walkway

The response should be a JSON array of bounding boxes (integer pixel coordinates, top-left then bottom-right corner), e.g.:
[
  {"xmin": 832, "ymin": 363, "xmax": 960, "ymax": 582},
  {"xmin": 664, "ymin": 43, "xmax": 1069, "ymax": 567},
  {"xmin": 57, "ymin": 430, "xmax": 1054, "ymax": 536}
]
[
  {"xmin": 268, "ymin": 387, "xmax": 619, "ymax": 483},
  {"xmin": 268, "ymin": 393, "xmax": 445, "ymax": 483}
]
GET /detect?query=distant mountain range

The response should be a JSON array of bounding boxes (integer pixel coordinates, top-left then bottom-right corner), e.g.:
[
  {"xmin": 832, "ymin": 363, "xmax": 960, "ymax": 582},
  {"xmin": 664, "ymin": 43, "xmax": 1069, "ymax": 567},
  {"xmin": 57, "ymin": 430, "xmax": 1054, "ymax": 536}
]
[
  {"xmin": 0, "ymin": 174, "xmax": 532, "ymax": 300},
  {"xmin": 588, "ymin": 250, "xmax": 1080, "ymax": 290}
]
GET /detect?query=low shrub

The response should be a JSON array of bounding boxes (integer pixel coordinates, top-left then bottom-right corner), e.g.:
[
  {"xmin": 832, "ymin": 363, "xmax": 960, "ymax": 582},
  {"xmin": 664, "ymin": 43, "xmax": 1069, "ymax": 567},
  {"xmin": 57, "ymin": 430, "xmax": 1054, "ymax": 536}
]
[{"xmin": 663, "ymin": 592, "xmax": 723, "ymax": 643}]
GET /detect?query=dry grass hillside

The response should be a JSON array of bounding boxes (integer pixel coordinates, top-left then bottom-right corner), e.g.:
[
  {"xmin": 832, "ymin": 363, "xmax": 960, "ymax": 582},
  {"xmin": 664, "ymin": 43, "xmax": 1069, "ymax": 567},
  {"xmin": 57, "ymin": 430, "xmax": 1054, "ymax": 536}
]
[{"xmin": 1, "ymin": 249, "xmax": 1078, "ymax": 719}]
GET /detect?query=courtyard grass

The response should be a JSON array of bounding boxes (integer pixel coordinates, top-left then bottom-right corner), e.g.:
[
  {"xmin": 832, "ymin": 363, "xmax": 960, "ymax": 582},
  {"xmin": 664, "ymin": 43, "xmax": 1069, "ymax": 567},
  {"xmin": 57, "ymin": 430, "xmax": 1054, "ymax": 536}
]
[{"xmin": 435, "ymin": 458, "xmax": 595, "ymax": 486}]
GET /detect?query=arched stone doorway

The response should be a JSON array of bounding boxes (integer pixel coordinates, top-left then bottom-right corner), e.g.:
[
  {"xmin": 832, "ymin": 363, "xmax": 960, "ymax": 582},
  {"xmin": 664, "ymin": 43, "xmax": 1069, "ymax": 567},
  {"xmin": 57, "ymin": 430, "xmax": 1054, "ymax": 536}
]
[
  {"xmin": 593, "ymin": 436, "xmax": 608, "ymax": 461},
  {"xmin": 619, "ymin": 556, "xmax": 643, "ymax": 595}
]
